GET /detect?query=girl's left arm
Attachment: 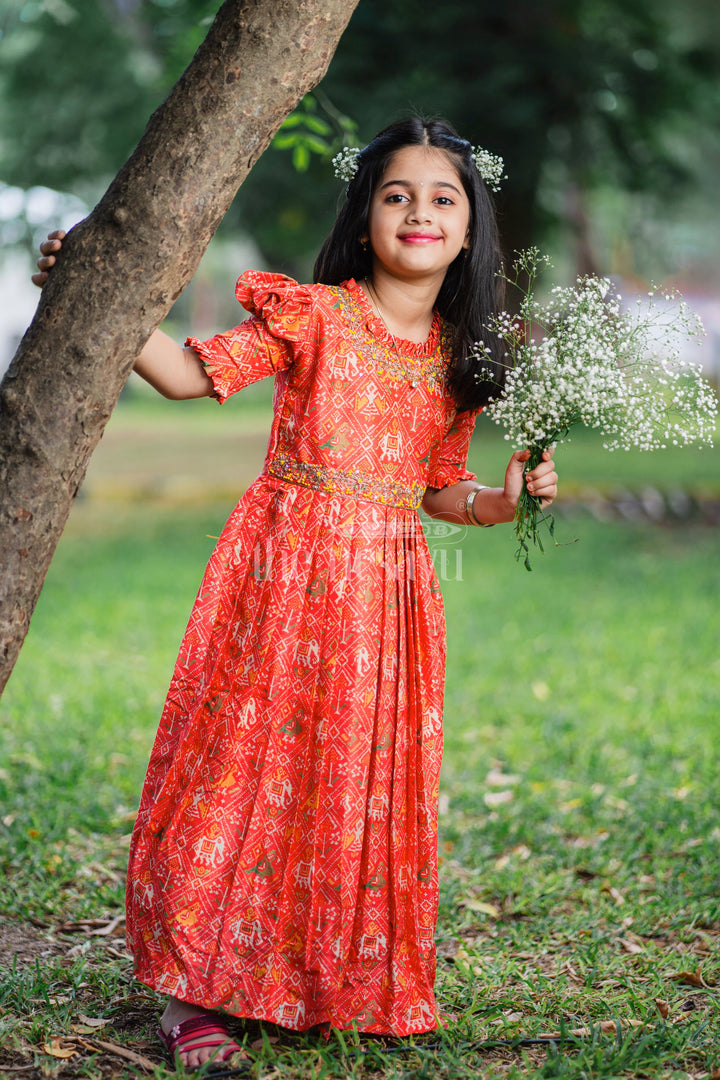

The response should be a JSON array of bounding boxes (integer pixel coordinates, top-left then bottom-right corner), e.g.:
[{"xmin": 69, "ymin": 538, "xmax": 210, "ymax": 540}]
[{"xmin": 422, "ymin": 448, "xmax": 557, "ymax": 525}]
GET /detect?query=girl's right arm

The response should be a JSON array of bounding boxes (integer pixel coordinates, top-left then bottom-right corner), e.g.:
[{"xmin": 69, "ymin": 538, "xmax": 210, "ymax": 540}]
[
  {"xmin": 33, "ymin": 230, "xmax": 214, "ymax": 401},
  {"xmin": 134, "ymin": 331, "xmax": 213, "ymax": 400}
]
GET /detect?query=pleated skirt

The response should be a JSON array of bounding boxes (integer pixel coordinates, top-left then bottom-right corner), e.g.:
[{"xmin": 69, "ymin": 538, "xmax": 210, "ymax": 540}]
[{"xmin": 126, "ymin": 473, "xmax": 447, "ymax": 1034}]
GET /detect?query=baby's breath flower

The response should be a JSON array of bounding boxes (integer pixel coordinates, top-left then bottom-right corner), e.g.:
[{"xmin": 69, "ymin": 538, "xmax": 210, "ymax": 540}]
[
  {"xmin": 471, "ymin": 147, "xmax": 507, "ymax": 192},
  {"xmin": 471, "ymin": 249, "xmax": 717, "ymax": 569},
  {"xmin": 332, "ymin": 146, "xmax": 361, "ymax": 183}
]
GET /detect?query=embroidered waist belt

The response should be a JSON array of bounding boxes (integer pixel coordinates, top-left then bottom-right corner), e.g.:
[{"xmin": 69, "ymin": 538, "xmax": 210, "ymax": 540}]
[{"xmin": 268, "ymin": 453, "xmax": 424, "ymax": 510}]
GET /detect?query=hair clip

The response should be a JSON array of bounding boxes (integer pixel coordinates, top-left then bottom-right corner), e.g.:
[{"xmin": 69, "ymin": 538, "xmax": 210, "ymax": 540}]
[
  {"xmin": 332, "ymin": 146, "xmax": 362, "ymax": 183},
  {"xmin": 471, "ymin": 147, "xmax": 506, "ymax": 192}
]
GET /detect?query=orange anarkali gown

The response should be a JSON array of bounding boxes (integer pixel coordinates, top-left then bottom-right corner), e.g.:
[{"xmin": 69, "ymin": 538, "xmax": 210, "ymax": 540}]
[{"xmin": 126, "ymin": 273, "xmax": 477, "ymax": 1035}]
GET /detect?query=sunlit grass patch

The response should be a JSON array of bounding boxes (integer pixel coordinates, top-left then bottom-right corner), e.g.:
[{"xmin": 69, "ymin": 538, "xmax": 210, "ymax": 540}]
[{"xmin": 1, "ymin": 489, "xmax": 719, "ymax": 1077}]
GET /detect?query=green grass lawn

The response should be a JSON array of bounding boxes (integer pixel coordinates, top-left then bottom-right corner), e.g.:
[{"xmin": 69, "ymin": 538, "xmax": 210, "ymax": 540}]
[{"xmin": 1, "ymin": 406, "xmax": 719, "ymax": 1078}]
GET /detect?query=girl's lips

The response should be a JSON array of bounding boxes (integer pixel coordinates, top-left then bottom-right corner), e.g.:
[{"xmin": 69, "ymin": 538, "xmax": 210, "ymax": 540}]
[{"xmin": 399, "ymin": 233, "xmax": 441, "ymax": 243}]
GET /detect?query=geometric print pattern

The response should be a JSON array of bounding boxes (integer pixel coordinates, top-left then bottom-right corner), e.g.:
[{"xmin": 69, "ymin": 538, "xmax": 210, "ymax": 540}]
[{"xmin": 126, "ymin": 274, "xmax": 477, "ymax": 1035}]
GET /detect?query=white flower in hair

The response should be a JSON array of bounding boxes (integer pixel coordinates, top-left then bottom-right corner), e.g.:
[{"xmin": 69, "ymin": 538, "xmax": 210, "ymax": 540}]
[
  {"xmin": 332, "ymin": 146, "xmax": 362, "ymax": 183},
  {"xmin": 471, "ymin": 147, "xmax": 506, "ymax": 192}
]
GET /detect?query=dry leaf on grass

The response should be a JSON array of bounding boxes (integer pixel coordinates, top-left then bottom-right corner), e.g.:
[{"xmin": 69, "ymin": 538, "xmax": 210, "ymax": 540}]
[
  {"xmin": 484, "ymin": 790, "xmax": 514, "ymax": 808},
  {"xmin": 41, "ymin": 1039, "xmax": 78, "ymax": 1059},
  {"xmin": 556, "ymin": 962, "xmax": 584, "ymax": 984},
  {"xmin": 76, "ymin": 1014, "xmax": 110, "ymax": 1028},
  {"xmin": 494, "ymin": 845, "xmax": 531, "ymax": 870},
  {"xmin": 538, "ymin": 1019, "xmax": 647, "ymax": 1039},
  {"xmin": 458, "ymin": 898, "xmax": 501, "ymax": 919},
  {"xmin": 670, "ymin": 964, "xmax": 713, "ymax": 989},
  {"xmin": 619, "ymin": 936, "xmax": 645, "ymax": 955},
  {"xmin": 66, "ymin": 940, "xmax": 92, "ymax": 959}
]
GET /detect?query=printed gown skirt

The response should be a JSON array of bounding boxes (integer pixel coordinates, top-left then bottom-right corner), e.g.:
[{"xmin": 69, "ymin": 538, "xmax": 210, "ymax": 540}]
[{"xmin": 126, "ymin": 473, "xmax": 448, "ymax": 1035}]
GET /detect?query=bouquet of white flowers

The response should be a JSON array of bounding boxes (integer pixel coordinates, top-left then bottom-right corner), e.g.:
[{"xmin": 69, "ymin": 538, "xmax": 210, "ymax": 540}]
[{"xmin": 473, "ymin": 248, "xmax": 718, "ymax": 569}]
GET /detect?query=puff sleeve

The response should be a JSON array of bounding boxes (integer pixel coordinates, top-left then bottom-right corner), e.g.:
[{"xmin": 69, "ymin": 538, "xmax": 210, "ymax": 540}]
[
  {"xmin": 426, "ymin": 408, "xmax": 480, "ymax": 489},
  {"xmin": 185, "ymin": 271, "xmax": 317, "ymax": 403}
]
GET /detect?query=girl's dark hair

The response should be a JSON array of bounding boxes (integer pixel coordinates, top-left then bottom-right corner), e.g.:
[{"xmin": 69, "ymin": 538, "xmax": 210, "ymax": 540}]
[{"xmin": 313, "ymin": 117, "xmax": 505, "ymax": 412}]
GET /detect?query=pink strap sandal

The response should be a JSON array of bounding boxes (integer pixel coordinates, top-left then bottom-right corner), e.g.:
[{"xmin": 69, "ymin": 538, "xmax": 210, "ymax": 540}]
[{"xmin": 158, "ymin": 1013, "xmax": 245, "ymax": 1066}]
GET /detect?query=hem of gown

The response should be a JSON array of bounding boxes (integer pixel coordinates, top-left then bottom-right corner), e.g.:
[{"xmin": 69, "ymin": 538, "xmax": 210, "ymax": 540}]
[{"xmin": 132, "ymin": 966, "xmax": 441, "ymax": 1038}]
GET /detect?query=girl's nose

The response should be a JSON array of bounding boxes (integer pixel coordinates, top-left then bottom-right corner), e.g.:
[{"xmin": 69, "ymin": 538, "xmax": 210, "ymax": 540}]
[{"xmin": 407, "ymin": 201, "xmax": 433, "ymax": 224}]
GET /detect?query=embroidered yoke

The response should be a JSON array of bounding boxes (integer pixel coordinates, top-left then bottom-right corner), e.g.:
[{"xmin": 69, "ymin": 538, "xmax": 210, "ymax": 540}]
[{"xmin": 126, "ymin": 273, "xmax": 477, "ymax": 1035}]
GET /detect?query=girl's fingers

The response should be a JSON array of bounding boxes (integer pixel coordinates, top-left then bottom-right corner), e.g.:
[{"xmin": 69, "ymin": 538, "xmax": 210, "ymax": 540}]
[
  {"xmin": 526, "ymin": 470, "xmax": 557, "ymax": 497},
  {"xmin": 33, "ymin": 230, "xmax": 66, "ymax": 286},
  {"xmin": 32, "ymin": 255, "xmax": 55, "ymax": 286},
  {"xmin": 521, "ymin": 447, "xmax": 558, "ymax": 500},
  {"xmin": 527, "ymin": 484, "xmax": 556, "ymax": 498},
  {"xmin": 526, "ymin": 465, "xmax": 557, "ymax": 486}
]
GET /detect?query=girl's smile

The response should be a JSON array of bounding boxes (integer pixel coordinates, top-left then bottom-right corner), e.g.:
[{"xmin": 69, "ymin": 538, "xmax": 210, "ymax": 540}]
[{"xmin": 399, "ymin": 232, "xmax": 443, "ymax": 243}]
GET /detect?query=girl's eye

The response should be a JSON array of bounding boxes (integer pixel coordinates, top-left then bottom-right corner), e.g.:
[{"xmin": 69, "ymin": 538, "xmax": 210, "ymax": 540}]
[
  {"xmin": 385, "ymin": 193, "xmax": 408, "ymax": 203},
  {"xmin": 435, "ymin": 196, "xmax": 454, "ymax": 206}
]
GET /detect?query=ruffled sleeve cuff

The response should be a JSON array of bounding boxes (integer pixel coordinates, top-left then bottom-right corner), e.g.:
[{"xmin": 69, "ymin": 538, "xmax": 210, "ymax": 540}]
[
  {"xmin": 426, "ymin": 408, "xmax": 481, "ymax": 489},
  {"xmin": 427, "ymin": 463, "xmax": 478, "ymax": 489},
  {"xmin": 184, "ymin": 334, "xmax": 234, "ymax": 403}
]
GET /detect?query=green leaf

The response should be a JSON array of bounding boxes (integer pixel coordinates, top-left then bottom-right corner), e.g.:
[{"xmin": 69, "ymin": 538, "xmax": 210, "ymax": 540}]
[
  {"xmin": 303, "ymin": 134, "xmax": 331, "ymax": 155},
  {"xmin": 271, "ymin": 133, "xmax": 299, "ymax": 150},
  {"xmin": 277, "ymin": 113, "xmax": 304, "ymax": 130},
  {"xmin": 303, "ymin": 114, "xmax": 332, "ymax": 136},
  {"xmin": 292, "ymin": 143, "xmax": 311, "ymax": 172}
]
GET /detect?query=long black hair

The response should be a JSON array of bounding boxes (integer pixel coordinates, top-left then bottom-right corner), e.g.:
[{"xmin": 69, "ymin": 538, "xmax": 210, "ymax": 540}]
[{"xmin": 313, "ymin": 117, "xmax": 505, "ymax": 412}]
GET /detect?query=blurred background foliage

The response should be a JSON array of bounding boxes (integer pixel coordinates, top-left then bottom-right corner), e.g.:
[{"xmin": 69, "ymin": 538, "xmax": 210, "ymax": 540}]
[{"xmin": 1, "ymin": 0, "xmax": 719, "ymax": 285}]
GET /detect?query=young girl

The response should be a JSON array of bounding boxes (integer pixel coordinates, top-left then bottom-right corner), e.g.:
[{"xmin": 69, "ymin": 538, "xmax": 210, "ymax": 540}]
[{"xmin": 35, "ymin": 117, "xmax": 557, "ymax": 1069}]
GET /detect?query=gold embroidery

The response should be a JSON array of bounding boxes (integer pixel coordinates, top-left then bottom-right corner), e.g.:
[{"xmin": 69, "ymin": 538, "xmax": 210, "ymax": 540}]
[
  {"xmin": 326, "ymin": 287, "xmax": 450, "ymax": 392},
  {"xmin": 269, "ymin": 453, "xmax": 424, "ymax": 509}
]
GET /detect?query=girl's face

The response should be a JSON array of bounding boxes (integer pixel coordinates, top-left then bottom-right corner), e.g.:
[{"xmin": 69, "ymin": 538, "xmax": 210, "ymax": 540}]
[{"xmin": 366, "ymin": 145, "xmax": 471, "ymax": 285}]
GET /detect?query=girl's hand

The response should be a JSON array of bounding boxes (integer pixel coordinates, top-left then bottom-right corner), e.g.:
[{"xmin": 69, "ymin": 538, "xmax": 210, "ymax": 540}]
[
  {"xmin": 30, "ymin": 226, "xmax": 211, "ymax": 400},
  {"xmin": 31, "ymin": 229, "xmax": 65, "ymax": 287},
  {"xmin": 504, "ymin": 447, "xmax": 557, "ymax": 512}
]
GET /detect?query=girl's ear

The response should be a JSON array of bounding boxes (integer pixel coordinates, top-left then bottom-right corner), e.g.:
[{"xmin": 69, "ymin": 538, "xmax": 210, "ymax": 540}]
[
  {"xmin": 462, "ymin": 228, "xmax": 471, "ymax": 251},
  {"xmin": 360, "ymin": 235, "xmax": 369, "ymax": 251}
]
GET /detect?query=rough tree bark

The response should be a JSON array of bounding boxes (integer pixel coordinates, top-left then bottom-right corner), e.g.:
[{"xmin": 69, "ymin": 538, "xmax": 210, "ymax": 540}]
[{"xmin": 0, "ymin": 0, "xmax": 360, "ymax": 696}]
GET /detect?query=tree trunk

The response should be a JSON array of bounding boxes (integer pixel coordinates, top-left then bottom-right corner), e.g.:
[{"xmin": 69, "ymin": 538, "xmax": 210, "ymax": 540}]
[{"xmin": 0, "ymin": 0, "xmax": 360, "ymax": 696}]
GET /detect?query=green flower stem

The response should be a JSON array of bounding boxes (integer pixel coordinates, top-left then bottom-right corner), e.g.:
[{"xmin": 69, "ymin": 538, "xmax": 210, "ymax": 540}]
[{"xmin": 513, "ymin": 444, "xmax": 556, "ymax": 571}]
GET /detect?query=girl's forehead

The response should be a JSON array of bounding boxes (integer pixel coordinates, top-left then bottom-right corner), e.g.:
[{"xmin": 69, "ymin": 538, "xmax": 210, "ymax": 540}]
[{"xmin": 380, "ymin": 145, "xmax": 463, "ymax": 184}]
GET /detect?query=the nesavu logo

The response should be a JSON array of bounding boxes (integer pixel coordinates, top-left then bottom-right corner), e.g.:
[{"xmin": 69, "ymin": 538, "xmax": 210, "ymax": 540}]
[
  {"xmin": 420, "ymin": 519, "xmax": 468, "ymax": 545},
  {"xmin": 420, "ymin": 518, "xmax": 468, "ymax": 581}
]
